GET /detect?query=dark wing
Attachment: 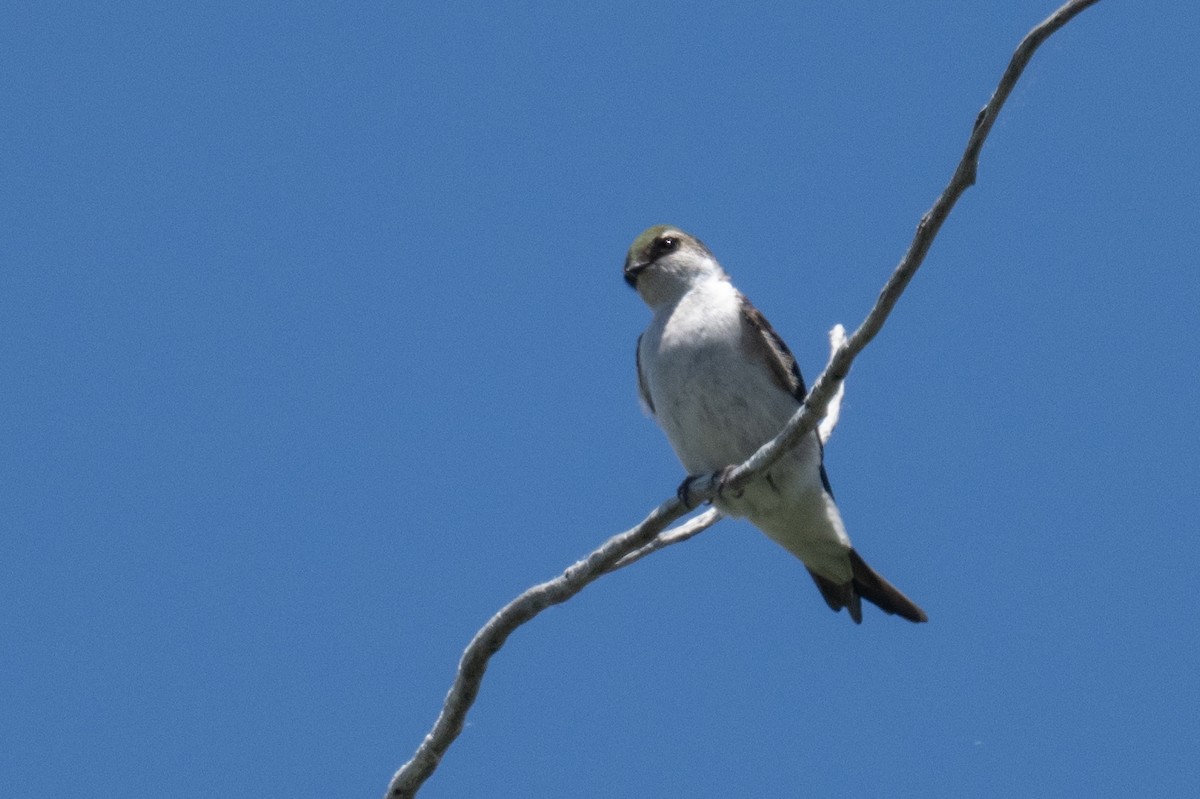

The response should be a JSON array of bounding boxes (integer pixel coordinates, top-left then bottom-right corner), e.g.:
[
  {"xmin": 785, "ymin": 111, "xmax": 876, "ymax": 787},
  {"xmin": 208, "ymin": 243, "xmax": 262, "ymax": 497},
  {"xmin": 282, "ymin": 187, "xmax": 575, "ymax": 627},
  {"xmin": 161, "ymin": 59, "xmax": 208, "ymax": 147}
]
[
  {"xmin": 737, "ymin": 295, "xmax": 807, "ymax": 403},
  {"xmin": 738, "ymin": 295, "xmax": 834, "ymax": 495},
  {"xmin": 635, "ymin": 333, "xmax": 655, "ymax": 415}
]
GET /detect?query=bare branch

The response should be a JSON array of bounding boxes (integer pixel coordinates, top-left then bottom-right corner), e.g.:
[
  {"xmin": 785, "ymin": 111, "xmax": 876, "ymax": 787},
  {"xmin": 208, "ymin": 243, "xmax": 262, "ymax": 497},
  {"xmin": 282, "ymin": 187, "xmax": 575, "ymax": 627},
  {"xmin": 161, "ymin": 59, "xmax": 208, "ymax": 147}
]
[
  {"xmin": 385, "ymin": 2, "xmax": 1101, "ymax": 795},
  {"xmin": 692, "ymin": 0, "xmax": 1102, "ymax": 503},
  {"xmin": 605, "ymin": 508, "xmax": 723, "ymax": 573},
  {"xmin": 385, "ymin": 498, "xmax": 694, "ymax": 798}
]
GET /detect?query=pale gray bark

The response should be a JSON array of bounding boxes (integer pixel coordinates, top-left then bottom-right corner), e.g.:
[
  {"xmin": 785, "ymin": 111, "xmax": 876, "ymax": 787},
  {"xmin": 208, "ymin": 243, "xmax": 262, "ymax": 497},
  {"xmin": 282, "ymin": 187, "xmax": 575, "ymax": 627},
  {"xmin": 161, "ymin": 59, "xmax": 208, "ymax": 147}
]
[{"xmin": 386, "ymin": 2, "xmax": 1103, "ymax": 795}]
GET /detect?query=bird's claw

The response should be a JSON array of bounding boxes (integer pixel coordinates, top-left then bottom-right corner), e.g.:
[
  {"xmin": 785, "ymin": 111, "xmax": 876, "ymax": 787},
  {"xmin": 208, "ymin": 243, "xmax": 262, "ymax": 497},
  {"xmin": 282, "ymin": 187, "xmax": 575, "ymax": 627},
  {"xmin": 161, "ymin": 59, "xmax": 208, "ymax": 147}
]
[
  {"xmin": 676, "ymin": 474, "xmax": 704, "ymax": 509},
  {"xmin": 676, "ymin": 466, "xmax": 739, "ymax": 510},
  {"xmin": 713, "ymin": 465, "xmax": 740, "ymax": 500}
]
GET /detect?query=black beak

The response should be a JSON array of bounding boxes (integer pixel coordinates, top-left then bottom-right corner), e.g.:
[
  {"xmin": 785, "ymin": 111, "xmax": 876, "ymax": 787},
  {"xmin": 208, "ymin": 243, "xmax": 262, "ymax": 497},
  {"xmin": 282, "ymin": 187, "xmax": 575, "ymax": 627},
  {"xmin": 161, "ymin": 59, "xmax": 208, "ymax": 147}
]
[{"xmin": 623, "ymin": 255, "xmax": 648, "ymax": 288}]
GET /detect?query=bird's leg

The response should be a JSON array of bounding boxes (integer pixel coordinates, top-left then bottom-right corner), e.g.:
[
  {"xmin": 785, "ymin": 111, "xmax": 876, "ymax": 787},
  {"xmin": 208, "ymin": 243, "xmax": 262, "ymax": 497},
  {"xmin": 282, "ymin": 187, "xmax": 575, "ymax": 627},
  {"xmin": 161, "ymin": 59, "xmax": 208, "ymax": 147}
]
[
  {"xmin": 712, "ymin": 465, "xmax": 740, "ymax": 500},
  {"xmin": 676, "ymin": 474, "xmax": 705, "ymax": 510},
  {"xmin": 676, "ymin": 466, "xmax": 740, "ymax": 510}
]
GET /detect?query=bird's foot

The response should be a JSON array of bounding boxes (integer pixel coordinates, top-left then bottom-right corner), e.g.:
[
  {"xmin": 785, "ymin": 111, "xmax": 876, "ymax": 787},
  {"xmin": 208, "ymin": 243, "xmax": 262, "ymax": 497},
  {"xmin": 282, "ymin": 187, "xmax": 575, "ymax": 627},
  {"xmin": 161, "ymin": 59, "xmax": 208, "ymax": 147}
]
[
  {"xmin": 676, "ymin": 466, "xmax": 739, "ymax": 510},
  {"xmin": 713, "ymin": 465, "xmax": 741, "ymax": 500},
  {"xmin": 676, "ymin": 474, "xmax": 705, "ymax": 510}
]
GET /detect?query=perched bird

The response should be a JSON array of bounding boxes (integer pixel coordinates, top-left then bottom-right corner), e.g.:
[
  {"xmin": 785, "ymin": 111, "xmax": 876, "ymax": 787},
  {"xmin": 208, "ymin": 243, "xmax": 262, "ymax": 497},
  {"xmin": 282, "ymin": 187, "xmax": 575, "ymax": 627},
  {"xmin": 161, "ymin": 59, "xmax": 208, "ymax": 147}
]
[{"xmin": 625, "ymin": 225, "xmax": 926, "ymax": 624}]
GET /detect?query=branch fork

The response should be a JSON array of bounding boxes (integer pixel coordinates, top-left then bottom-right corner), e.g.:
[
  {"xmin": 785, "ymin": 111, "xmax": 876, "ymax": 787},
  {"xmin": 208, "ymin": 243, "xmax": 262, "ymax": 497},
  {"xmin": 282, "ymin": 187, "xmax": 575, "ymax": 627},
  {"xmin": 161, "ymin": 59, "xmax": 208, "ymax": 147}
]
[{"xmin": 386, "ymin": 3, "xmax": 1102, "ymax": 795}]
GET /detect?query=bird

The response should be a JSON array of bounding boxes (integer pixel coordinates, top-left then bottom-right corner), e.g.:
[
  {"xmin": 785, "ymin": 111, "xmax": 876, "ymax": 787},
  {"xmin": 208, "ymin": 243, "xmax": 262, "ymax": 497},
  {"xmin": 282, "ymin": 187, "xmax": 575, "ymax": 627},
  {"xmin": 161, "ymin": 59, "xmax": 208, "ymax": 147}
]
[{"xmin": 624, "ymin": 225, "xmax": 926, "ymax": 624}]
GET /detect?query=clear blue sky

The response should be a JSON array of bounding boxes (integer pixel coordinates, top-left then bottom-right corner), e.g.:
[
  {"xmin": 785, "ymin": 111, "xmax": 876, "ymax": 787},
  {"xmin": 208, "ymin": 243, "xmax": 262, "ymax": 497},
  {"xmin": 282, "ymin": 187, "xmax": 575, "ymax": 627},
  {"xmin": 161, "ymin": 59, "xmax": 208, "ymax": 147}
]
[{"xmin": 3, "ymin": 2, "xmax": 1198, "ymax": 797}]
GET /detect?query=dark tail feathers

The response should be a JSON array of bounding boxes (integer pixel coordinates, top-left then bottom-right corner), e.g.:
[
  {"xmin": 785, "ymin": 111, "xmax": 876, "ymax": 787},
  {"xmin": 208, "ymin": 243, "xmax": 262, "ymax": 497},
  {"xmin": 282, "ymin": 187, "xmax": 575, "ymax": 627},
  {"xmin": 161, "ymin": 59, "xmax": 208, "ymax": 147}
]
[{"xmin": 807, "ymin": 549, "xmax": 927, "ymax": 624}]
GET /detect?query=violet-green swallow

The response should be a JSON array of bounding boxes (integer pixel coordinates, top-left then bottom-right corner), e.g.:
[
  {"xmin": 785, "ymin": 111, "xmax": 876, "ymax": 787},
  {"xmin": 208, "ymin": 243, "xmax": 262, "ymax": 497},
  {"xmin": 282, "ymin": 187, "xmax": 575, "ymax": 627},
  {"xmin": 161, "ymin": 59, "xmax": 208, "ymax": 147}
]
[{"xmin": 625, "ymin": 225, "xmax": 927, "ymax": 624}]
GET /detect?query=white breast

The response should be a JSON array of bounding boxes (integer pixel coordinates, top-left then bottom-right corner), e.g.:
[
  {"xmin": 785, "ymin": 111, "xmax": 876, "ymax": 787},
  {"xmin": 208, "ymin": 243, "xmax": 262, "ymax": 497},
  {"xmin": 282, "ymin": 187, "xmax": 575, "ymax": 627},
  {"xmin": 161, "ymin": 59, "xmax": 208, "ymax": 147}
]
[{"xmin": 640, "ymin": 279, "xmax": 799, "ymax": 475}]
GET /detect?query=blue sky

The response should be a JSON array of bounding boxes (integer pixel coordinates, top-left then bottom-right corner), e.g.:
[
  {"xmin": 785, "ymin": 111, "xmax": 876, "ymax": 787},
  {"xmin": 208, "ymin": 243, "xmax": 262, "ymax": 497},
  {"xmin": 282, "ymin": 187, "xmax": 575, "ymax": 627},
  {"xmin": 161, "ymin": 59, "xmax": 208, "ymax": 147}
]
[{"xmin": 3, "ymin": 2, "xmax": 1198, "ymax": 797}]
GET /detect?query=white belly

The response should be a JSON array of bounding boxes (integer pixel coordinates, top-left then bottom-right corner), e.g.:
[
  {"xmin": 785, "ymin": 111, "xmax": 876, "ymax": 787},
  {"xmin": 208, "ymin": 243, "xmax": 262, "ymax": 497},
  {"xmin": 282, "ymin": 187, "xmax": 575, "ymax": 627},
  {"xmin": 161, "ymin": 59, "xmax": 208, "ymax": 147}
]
[
  {"xmin": 641, "ymin": 285, "xmax": 801, "ymax": 474},
  {"xmin": 638, "ymin": 282, "xmax": 853, "ymax": 580}
]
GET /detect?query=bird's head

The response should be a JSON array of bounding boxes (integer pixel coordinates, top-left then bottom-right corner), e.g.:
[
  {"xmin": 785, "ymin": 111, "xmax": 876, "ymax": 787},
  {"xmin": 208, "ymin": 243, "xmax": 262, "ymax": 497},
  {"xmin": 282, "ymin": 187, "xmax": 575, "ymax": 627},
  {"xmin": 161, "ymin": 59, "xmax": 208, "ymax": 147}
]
[{"xmin": 623, "ymin": 225, "xmax": 724, "ymax": 308}]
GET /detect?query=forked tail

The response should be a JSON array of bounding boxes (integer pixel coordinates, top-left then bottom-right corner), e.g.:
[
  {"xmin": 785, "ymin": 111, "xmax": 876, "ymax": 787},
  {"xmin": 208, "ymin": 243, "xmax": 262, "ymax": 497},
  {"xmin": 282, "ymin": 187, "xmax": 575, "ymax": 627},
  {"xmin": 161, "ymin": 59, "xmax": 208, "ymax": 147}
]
[{"xmin": 807, "ymin": 549, "xmax": 927, "ymax": 624}]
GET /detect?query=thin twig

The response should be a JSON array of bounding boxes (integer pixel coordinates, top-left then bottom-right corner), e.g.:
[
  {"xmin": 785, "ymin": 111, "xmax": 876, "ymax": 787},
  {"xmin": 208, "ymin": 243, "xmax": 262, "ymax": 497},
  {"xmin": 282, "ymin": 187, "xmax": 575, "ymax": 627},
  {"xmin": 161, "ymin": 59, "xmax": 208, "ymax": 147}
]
[
  {"xmin": 709, "ymin": 0, "xmax": 1102, "ymax": 502},
  {"xmin": 385, "ymin": 2, "xmax": 1101, "ymax": 795},
  {"xmin": 387, "ymin": 499, "xmax": 690, "ymax": 798},
  {"xmin": 605, "ymin": 508, "xmax": 723, "ymax": 573}
]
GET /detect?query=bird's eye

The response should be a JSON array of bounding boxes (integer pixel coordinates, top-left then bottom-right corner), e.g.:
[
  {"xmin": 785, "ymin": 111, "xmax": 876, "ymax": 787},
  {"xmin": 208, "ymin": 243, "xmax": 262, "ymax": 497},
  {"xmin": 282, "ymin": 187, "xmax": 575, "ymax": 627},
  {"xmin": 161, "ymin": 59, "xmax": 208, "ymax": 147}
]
[{"xmin": 655, "ymin": 236, "xmax": 679, "ymax": 255}]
